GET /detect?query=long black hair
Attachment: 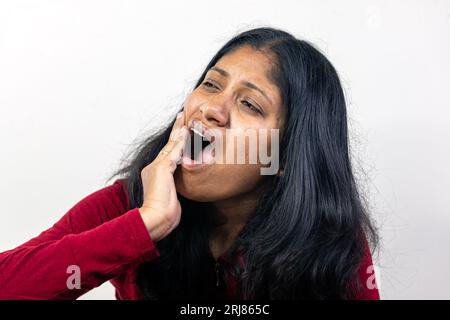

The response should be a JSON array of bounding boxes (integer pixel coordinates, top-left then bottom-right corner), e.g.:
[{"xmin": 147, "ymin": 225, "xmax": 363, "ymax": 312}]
[{"xmin": 109, "ymin": 27, "xmax": 378, "ymax": 299}]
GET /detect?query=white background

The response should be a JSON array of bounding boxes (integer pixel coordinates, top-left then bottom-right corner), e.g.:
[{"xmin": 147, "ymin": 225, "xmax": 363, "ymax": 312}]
[{"xmin": 1, "ymin": 0, "xmax": 449, "ymax": 299}]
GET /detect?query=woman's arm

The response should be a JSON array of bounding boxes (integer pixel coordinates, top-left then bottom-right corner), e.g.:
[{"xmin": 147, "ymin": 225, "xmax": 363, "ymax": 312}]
[{"xmin": 0, "ymin": 180, "xmax": 160, "ymax": 300}]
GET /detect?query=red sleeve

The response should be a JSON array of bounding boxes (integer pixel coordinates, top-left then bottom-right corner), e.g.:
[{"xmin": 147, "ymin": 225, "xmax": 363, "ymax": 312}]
[
  {"xmin": 353, "ymin": 240, "xmax": 380, "ymax": 300},
  {"xmin": 0, "ymin": 179, "xmax": 160, "ymax": 300}
]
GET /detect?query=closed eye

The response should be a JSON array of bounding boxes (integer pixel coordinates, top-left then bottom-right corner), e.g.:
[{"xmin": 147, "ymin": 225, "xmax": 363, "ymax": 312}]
[
  {"xmin": 241, "ymin": 100, "xmax": 262, "ymax": 115},
  {"xmin": 202, "ymin": 81, "xmax": 263, "ymax": 115},
  {"xmin": 202, "ymin": 81, "xmax": 219, "ymax": 90}
]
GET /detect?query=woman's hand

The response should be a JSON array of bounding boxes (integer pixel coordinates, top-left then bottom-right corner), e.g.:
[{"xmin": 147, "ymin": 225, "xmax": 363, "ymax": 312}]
[{"xmin": 138, "ymin": 111, "xmax": 189, "ymax": 242}]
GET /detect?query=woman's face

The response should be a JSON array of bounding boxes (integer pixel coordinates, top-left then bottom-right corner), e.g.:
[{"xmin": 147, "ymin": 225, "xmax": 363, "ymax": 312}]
[{"xmin": 174, "ymin": 45, "xmax": 284, "ymax": 202}]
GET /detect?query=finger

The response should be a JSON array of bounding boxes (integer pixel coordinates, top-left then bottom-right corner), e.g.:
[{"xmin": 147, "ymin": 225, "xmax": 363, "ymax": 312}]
[
  {"xmin": 168, "ymin": 126, "xmax": 189, "ymax": 166},
  {"xmin": 168, "ymin": 110, "xmax": 186, "ymax": 141},
  {"xmin": 156, "ymin": 126, "xmax": 188, "ymax": 173},
  {"xmin": 163, "ymin": 121, "xmax": 185, "ymax": 152},
  {"xmin": 158, "ymin": 125, "xmax": 188, "ymax": 161}
]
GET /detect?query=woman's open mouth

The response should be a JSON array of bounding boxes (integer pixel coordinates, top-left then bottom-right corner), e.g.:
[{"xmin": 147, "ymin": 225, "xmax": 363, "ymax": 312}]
[{"xmin": 181, "ymin": 120, "xmax": 215, "ymax": 170}]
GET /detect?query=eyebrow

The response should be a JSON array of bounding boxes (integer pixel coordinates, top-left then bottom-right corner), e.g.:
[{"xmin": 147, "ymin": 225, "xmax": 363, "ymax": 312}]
[{"xmin": 209, "ymin": 66, "xmax": 273, "ymax": 105}]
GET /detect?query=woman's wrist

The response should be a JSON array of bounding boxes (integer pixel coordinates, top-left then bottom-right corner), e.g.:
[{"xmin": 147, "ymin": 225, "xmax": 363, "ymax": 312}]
[{"xmin": 138, "ymin": 206, "xmax": 167, "ymax": 242}]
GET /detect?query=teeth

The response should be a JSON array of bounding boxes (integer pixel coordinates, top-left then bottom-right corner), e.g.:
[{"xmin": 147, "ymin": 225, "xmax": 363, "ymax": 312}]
[
  {"xmin": 191, "ymin": 127, "xmax": 204, "ymax": 137},
  {"xmin": 190, "ymin": 120, "xmax": 213, "ymax": 142}
]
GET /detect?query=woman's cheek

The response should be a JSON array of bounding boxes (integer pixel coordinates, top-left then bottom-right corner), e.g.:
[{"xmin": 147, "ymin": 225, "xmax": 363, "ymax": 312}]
[{"xmin": 183, "ymin": 92, "xmax": 204, "ymax": 115}]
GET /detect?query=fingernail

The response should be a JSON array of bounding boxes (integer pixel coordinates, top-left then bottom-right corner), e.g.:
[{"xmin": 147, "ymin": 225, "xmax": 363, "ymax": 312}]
[{"xmin": 176, "ymin": 112, "xmax": 182, "ymax": 119}]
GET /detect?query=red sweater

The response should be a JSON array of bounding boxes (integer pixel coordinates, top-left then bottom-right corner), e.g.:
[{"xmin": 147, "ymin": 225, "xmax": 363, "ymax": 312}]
[{"xmin": 0, "ymin": 179, "xmax": 380, "ymax": 300}]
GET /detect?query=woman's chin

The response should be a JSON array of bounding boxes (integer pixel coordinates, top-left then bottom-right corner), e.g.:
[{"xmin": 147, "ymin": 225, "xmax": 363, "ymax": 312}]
[
  {"xmin": 176, "ymin": 188, "xmax": 216, "ymax": 202},
  {"xmin": 174, "ymin": 167, "xmax": 218, "ymax": 202},
  {"xmin": 175, "ymin": 175, "xmax": 230, "ymax": 202}
]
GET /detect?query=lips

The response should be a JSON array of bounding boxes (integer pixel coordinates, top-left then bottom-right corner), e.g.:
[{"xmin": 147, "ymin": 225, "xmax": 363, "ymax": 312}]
[
  {"xmin": 188, "ymin": 120, "xmax": 214, "ymax": 143},
  {"xmin": 182, "ymin": 120, "xmax": 216, "ymax": 168}
]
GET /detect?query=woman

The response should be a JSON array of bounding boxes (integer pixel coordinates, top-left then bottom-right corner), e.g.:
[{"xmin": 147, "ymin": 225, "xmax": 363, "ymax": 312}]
[{"xmin": 0, "ymin": 27, "xmax": 379, "ymax": 300}]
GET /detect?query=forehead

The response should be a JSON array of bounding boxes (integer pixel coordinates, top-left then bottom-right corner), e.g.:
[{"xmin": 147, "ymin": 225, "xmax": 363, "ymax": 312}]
[
  {"xmin": 211, "ymin": 46, "xmax": 281, "ymax": 104},
  {"xmin": 215, "ymin": 46, "xmax": 273, "ymax": 76}
]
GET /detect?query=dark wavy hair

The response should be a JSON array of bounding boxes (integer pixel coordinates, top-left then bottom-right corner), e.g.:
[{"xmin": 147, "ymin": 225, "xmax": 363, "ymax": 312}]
[{"xmin": 109, "ymin": 27, "xmax": 378, "ymax": 299}]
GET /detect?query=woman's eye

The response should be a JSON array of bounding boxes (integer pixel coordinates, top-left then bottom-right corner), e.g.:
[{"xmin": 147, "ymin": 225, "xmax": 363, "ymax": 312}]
[
  {"xmin": 241, "ymin": 100, "xmax": 262, "ymax": 115},
  {"xmin": 202, "ymin": 81, "xmax": 219, "ymax": 90}
]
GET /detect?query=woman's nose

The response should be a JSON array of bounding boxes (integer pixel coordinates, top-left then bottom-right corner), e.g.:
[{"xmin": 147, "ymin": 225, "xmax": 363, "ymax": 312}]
[{"xmin": 201, "ymin": 101, "xmax": 229, "ymax": 127}]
